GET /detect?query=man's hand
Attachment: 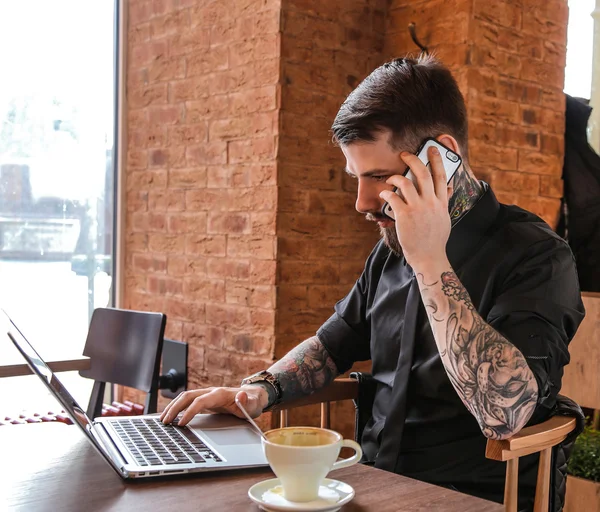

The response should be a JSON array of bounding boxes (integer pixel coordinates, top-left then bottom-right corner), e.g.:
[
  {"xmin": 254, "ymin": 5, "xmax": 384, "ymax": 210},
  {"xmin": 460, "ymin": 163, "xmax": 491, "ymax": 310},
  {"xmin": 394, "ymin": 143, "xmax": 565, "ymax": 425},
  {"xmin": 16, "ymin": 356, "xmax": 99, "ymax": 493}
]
[
  {"xmin": 379, "ymin": 146, "xmax": 451, "ymax": 270},
  {"xmin": 159, "ymin": 385, "xmax": 269, "ymax": 427}
]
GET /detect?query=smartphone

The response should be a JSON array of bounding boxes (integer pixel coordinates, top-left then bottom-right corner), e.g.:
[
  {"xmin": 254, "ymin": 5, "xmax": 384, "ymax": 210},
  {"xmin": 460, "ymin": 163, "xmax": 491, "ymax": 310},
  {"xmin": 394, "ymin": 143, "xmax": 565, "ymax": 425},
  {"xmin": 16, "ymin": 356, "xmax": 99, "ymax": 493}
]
[{"xmin": 381, "ymin": 137, "xmax": 462, "ymax": 221}]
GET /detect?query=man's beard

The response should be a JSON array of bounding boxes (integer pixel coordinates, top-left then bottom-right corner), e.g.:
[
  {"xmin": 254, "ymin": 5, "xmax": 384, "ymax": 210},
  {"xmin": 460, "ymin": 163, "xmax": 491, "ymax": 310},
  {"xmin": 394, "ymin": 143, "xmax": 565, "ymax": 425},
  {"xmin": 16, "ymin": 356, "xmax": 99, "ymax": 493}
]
[{"xmin": 366, "ymin": 213, "xmax": 403, "ymax": 257}]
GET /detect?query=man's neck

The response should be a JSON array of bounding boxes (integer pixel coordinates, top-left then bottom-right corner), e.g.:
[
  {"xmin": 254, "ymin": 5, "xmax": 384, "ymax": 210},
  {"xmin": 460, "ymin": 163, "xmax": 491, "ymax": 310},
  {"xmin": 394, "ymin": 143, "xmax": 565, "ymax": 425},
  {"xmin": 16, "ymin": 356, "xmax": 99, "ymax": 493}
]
[{"xmin": 448, "ymin": 167, "xmax": 484, "ymax": 225}]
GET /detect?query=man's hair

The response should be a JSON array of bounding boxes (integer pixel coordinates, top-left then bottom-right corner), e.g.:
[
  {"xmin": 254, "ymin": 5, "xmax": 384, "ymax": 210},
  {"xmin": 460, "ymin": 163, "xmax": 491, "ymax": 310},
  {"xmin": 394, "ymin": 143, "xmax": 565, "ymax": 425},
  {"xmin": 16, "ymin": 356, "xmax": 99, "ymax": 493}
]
[{"xmin": 331, "ymin": 54, "xmax": 469, "ymax": 160}]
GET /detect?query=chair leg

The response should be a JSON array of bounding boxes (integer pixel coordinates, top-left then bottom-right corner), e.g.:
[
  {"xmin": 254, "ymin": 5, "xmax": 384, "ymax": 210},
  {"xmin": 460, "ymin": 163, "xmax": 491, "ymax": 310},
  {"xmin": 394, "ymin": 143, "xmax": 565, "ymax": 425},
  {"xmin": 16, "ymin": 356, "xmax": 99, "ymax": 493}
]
[
  {"xmin": 320, "ymin": 402, "xmax": 330, "ymax": 429},
  {"xmin": 280, "ymin": 409, "xmax": 288, "ymax": 428},
  {"xmin": 533, "ymin": 447, "xmax": 552, "ymax": 512},
  {"xmin": 504, "ymin": 458, "xmax": 519, "ymax": 512}
]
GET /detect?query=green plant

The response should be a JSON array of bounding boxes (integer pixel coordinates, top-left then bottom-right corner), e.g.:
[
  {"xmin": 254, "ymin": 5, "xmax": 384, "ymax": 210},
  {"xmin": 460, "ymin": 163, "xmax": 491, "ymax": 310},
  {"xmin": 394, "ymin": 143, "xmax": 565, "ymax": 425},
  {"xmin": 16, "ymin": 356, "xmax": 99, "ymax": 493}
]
[{"xmin": 567, "ymin": 426, "xmax": 600, "ymax": 482}]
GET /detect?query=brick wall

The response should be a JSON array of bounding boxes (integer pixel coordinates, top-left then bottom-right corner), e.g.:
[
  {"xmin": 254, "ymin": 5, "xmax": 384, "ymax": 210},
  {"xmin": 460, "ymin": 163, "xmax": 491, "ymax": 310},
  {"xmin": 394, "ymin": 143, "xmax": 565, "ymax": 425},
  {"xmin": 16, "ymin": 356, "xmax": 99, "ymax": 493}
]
[
  {"xmin": 275, "ymin": 1, "xmax": 386, "ymax": 432},
  {"xmin": 121, "ymin": 0, "xmax": 569, "ymax": 433},
  {"xmin": 123, "ymin": 0, "xmax": 281, "ymax": 414},
  {"xmin": 385, "ymin": 0, "xmax": 568, "ymax": 228}
]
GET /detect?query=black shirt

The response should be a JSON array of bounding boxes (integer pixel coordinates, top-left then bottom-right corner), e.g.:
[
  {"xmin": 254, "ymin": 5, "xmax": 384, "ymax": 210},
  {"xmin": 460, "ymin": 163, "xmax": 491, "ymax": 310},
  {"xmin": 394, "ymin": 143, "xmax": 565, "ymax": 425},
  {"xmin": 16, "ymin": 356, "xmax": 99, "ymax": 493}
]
[{"xmin": 317, "ymin": 184, "xmax": 585, "ymax": 507}]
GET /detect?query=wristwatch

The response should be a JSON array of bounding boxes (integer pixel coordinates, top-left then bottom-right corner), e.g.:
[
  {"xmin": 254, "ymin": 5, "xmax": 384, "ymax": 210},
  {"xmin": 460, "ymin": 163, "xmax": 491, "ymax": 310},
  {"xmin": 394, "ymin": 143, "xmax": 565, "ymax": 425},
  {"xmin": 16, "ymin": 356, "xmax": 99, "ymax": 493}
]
[{"xmin": 240, "ymin": 370, "xmax": 283, "ymax": 409}]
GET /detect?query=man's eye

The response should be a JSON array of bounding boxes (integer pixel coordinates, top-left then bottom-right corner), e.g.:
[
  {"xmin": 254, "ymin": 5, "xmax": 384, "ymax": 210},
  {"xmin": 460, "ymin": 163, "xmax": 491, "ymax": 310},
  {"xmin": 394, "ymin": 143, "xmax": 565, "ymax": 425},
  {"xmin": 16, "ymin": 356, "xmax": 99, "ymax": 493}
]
[{"xmin": 372, "ymin": 176, "xmax": 387, "ymax": 182}]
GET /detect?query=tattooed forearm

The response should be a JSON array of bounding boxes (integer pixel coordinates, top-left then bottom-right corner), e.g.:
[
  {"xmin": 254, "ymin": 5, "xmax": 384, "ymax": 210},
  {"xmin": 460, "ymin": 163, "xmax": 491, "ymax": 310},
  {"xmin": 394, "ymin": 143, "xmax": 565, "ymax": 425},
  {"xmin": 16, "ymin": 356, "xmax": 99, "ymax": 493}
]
[
  {"xmin": 267, "ymin": 336, "xmax": 339, "ymax": 404},
  {"xmin": 417, "ymin": 270, "xmax": 539, "ymax": 440}
]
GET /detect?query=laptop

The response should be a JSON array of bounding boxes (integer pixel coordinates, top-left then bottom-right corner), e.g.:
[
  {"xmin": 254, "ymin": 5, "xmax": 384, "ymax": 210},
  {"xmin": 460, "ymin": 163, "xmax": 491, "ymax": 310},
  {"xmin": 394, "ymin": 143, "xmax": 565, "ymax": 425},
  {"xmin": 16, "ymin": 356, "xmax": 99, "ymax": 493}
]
[{"xmin": 2, "ymin": 309, "xmax": 268, "ymax": 479}]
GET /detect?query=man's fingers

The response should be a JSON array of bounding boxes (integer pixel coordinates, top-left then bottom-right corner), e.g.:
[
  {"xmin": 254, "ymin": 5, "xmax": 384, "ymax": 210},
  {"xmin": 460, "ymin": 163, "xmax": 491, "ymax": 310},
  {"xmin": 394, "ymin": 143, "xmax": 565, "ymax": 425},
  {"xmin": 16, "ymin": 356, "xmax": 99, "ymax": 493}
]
[
  {"xmin": 178, "ymin": 388, "xmax": 236, "ymax": 426},
  {"xmin": 400, "ymin": 151, "xmax": 435, "ymax": 198},
  {"xmin": 428, "ymin": 146, "xmax": 448, "ymax": 199},
  {"xmin": 160, "ymin": 389, "xmax": 212, "ymax": 424},
  {"xmin": 385, "ymin": 174, "xmax": 417, "ymax": 205}
]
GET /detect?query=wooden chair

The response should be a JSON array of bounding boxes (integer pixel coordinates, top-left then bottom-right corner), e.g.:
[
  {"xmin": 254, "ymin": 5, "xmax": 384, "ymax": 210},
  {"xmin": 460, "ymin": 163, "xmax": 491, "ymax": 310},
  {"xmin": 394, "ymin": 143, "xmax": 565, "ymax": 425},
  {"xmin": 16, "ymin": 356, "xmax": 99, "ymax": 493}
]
[{"xmin": 273, "ymin": 377, "xmax": 580, "ymax": 512}]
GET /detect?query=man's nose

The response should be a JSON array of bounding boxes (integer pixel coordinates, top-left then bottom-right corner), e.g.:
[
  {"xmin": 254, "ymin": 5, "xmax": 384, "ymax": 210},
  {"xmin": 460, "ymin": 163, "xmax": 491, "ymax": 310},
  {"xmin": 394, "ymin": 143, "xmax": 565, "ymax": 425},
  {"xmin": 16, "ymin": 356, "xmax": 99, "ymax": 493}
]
[{"xmin": 355, "ymin": 180, "xmax": 382, "ymax": 215}]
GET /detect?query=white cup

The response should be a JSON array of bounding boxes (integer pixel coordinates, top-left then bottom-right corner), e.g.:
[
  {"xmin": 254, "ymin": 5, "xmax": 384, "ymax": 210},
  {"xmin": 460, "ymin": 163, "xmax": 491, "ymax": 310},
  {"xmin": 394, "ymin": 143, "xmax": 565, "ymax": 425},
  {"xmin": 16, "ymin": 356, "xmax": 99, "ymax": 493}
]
[{"xmin": 262, "ymin": 426, "xmax": 362, "ymax": 502}]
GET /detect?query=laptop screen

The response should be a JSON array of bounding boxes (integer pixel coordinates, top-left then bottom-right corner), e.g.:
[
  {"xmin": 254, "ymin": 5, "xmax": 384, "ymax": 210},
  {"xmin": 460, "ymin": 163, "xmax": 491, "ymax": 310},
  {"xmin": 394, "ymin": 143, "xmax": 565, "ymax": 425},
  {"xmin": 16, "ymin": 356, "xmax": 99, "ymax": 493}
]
[{"xmin": 1, "ymin": 309, "xmax": 120, "ymax": 470}]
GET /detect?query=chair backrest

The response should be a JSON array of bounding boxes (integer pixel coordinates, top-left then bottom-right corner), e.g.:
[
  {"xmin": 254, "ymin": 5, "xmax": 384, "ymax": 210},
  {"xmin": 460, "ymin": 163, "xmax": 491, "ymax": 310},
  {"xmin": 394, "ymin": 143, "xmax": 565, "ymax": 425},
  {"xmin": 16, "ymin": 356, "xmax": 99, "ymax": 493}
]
[
  {"xmin": 274, "ymin": 375, "xmax": 583, "ymax": 512},
  {"xmin": 79, "ymin": 307, "xmax": 167, "ymax": 418}
]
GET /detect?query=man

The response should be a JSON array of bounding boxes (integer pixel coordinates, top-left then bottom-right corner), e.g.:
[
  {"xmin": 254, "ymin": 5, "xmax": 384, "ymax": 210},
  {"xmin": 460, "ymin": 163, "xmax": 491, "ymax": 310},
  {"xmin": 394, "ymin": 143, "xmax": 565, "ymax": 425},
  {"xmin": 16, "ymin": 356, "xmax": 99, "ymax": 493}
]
[{"xmin": 161, "ymin": 55, "xmax": 584, "ymax": 508}]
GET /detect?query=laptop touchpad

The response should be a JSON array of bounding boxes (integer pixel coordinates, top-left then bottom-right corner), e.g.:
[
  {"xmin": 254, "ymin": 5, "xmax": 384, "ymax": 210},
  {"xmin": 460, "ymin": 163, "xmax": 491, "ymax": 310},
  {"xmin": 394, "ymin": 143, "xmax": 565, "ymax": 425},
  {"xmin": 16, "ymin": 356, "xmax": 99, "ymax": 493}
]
[{"xmin": 201, "ymin": 428, "xmax": 259, "ymax": 446}]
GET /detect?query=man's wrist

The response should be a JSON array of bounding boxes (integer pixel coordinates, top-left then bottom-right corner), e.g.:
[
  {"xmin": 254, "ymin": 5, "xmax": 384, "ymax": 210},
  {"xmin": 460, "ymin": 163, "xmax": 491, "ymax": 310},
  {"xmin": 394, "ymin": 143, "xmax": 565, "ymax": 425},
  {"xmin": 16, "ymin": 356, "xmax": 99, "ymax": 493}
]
[
  {"xmin": 412, "ymin": 255, "xmax": 451, "ymax": 280},
  {"xmin": 242, "ymin": 382, "xmax": 276, "ymax": 410}
]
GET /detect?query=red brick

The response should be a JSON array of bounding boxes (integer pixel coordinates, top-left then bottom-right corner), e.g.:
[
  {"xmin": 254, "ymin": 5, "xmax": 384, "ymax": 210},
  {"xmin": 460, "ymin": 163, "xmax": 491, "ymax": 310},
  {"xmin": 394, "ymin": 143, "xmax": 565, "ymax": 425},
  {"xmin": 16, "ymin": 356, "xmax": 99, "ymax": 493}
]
[
  {"xmin": 149, "ymin": 9, "xmax": 191, "ymax": 39},
  {"xmin": 185, "ymin": 96, "xmax": 230, "ymax": 121},
  {"xmin": 250, "ymin": 212, "xmax": 277, "ymax": 236},
  {"xmin": 183, "ymin": 277, "xmax": 225, "ymax": 302},
  {"xmin": 169, "ymin": 77, "xmax": 211, "ymax": 102},
  {"xmin": 280, "ymin": 261, "xmax": 340, "ymax": 284},
  {"xmin": 517, "ymin": 151, "xmax": 563, "ymax": 176},
  {"xmin": 539, "ymin": 176, "xmax": 564, "ymax": 198},
  {"xmin": 227, "ymin": 332, "xmax": 273, "ymax": 356},
  {"xmin": 206, "ymin": 258, "xmax": 251, "ymax": 280},
  {"xmin": 540, "ymin": 109, "xmax": 565, "ymax": 134},
  {"xmin": 469, "ymin": 141, "xmax": 518, "ymax": 171},
  {"xmin": 148, "ymin": 105, "xmax": 183, "ymax": 125},
  {"xmin": 231, "ymin": 163, "xmax": 277, "ymax": 187},
  {"xmin": 206, "ymin": 167, "xmax": 231, "ymax": 188},
  {"xmin": 228, "ymin": 136, "xmax": 277, "ymax": 163},
  {"xmin": 278, "ymin": 284, "xmax": 309, "ymax": 311},
  {"xmin": 229, "ymin": 86, "xmax": 278, "ymax": 115},
  {"xmin": 129, "ymin": 84, "xmax": 168, "ymax": 109},
  {"xmin": 127, "ymin": 149, "xmax": 148, "ymax": 170},
  {"xmin": 132, "ymin": 253, "xmax": 168, "ymax": 273},
  {"xmin": 127, "ymin": 170, "xmax": 168, "ymax": 191},
  {"xmin": 126, "ymin": 190, "xmax": 149, "ymax": 212},
  {"xmin": 227, "ymin": 235, "xmax": 276, "ymax": 259},
  {"xmin": 307, "ymin": 285, "xmax": 350, "ymax": 308},
  {"xmin": 308, "ymin": 237, "xmax": 374, "ymax": 261},
  {"xmin": 490, "ymin": 171, "xmax": 540, "ymax": 196},
  {"xmin": 185, "ymin": 142, "xmax": 227, "ymax": 165},
  {"xmin": 148, "ymin": 233, "xmax": 186, "ymax": 253},
  {"xmin": 249, "ymin": 260, "xmax": 277, "ymax": 285},
  {"xmin": 165, "ymin": 298, "xmax": 205, "ymax": 323},
  {"xmin": 168, "ymin": 255, "xmax": 207, "ymax": 277},
  {"xmin": 185, "ymin": 235, "xmax": 227, "ymax": 256},
  {"xmin": 167, "ymin": 212, "xmax": 207, "ymax": 234},
  {"xmin": 278, "ymin": 236, "xmax": 313, "ymax": 260},
  {"xmin": 130, "ymin": 40, "xmax": 168, "ymax": 69},
  {"xmin": 126, "ymin": 232, "xmax": 148, "ymax": 252},
  {"xmin": 228, "ymin": 34, "xmax": 279, "ymax": 68},
  {"xmin": 168, "ymin": 168, "xmax": 207, "ymax": 188},
  {"xmin": 186, "ymin": 46, "xmax": 229, "ymax": 77},
  {"xmin": 148, "ymin": 56, "xmax": 186, "ymax": 82},
  {"xmin": 541, "ymin": 133, "xmax": 564, "ymax": 156},
  {"xmin": 226, "ymin": 283, "xmax": 275, "ymax": 308},
  {"xmin": 148, "ymin": 189, "xmax": 186, "ymax": 212},
  {"xmin": 132, "ymin": 211, "xmax": 167, "ymax": 232},
  {"xmin": 148, "ymin": 275, "xmax": 184, "ymax": 296},
  {"xmin": 468, "ymin": 95, "xmax": 520, "ymax": 125},
  {"xmin": 129, "ymin": 1, "xmax": 153, "ymax": 26},
  {"xmin": 520, "ymin": 60, "xmax": 565, "ymax": 90},
  {"xmin": 206, "ymin": 303, "xmax": 251, "ymax": 329},
  {"xmin": 209, "ymin": 112, "xmax": 276, "ymax": 141},
  {"xmin": 207, "ymin": 212, "xmax": 250, "ymax": 234}
]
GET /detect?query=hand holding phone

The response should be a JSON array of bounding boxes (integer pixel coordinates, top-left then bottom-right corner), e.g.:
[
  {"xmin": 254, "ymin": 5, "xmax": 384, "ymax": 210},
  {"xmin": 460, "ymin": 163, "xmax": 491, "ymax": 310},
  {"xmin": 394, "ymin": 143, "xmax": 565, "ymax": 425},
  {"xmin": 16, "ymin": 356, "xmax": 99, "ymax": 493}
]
[{"xmin": 381, "ymin": 138, "xmax": 462, "ymax": 221}]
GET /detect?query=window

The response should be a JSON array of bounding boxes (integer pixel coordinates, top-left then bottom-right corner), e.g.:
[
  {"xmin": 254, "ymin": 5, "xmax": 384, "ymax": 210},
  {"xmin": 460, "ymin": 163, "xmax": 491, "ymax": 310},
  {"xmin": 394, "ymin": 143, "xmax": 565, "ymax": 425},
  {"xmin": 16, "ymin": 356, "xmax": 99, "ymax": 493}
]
[
  {"xmin": 0, "ymin": 1, "xmax": 118, "ymax": 416},
  {"xmin": 564, "ymin": 0, "xmax": 595, "ymax": 99}
]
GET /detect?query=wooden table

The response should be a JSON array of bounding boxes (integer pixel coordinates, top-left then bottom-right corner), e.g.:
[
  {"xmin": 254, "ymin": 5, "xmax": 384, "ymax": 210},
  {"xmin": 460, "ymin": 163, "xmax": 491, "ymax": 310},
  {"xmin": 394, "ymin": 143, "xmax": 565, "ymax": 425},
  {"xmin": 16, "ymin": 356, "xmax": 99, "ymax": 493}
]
[
  {"xmin": 0, "ymin": 423, "xmax": 503, "ymax": 512},
  {"xmin": 0, "ymin": 335, "xmax": 90, "ymax": 377}
]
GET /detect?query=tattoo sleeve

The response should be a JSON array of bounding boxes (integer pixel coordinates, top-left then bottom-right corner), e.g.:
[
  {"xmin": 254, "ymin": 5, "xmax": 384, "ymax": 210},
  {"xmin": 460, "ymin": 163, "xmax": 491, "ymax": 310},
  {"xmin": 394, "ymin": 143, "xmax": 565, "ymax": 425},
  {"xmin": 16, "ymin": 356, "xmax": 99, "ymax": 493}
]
[
  {"xmin": 418, "ymin": 270, "xmax": 539, "ymax": 439},
  {"xmin": 267, "ymin": 336, "xmax": 340, "ymax": 405}
]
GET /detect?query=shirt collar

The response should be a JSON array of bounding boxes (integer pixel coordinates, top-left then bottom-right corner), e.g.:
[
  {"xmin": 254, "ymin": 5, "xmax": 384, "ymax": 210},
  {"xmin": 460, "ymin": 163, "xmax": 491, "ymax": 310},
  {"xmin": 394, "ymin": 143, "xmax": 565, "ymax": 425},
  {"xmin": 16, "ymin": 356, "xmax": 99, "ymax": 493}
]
[{"xmin": 446, "ymin": 182, "xmax": 500, "ymax": 270}]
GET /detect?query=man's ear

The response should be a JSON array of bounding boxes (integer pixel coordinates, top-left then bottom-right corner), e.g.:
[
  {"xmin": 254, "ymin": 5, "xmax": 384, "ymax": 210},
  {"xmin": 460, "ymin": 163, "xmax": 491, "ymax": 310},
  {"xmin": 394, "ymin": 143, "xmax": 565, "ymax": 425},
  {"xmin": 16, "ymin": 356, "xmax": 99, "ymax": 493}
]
[{"xmin": 436, "ymin": 134, "xmax": 461, "ymax": 156}]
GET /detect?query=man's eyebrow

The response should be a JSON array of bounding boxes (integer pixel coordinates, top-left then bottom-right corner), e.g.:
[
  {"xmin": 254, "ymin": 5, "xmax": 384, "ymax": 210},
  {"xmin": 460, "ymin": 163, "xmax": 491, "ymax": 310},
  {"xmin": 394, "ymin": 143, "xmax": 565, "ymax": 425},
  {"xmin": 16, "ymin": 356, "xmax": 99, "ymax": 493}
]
[{"xmin": 344, "ymin": 167, "xmax": 397, "ymax": 177}]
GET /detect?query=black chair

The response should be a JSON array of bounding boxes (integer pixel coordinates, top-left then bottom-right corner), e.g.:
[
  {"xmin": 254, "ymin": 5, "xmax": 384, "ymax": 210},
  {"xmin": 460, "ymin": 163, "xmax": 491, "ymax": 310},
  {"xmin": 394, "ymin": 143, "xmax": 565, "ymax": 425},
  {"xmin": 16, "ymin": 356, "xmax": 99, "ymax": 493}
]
[
  {"xmin": 274, "ymin": 372, "xmax": 584, "ymax": 512},
  {"xmin": 79, "ymin": 307, "xmax": 166, "ymax": 418}
]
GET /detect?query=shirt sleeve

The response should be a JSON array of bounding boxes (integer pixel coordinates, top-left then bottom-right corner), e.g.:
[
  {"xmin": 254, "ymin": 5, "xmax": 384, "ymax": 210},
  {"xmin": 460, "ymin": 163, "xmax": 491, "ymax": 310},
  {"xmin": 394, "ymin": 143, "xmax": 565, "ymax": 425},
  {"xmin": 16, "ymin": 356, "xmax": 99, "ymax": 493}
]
[
  {"xmin": 486, "ymin": 237, "xmax": 585, "ymax": 422},
  {"xmin": 316, "ymin": 260, "xmax": 374, "ymax": 374}
]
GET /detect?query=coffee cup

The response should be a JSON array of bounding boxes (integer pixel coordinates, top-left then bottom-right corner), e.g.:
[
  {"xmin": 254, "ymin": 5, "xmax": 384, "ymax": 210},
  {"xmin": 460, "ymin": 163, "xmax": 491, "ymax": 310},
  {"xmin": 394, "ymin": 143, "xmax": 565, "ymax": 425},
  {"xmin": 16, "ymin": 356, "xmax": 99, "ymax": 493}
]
[{"xmin": 261, "ymin": 426, "xmax": 362, "ymax": 502}]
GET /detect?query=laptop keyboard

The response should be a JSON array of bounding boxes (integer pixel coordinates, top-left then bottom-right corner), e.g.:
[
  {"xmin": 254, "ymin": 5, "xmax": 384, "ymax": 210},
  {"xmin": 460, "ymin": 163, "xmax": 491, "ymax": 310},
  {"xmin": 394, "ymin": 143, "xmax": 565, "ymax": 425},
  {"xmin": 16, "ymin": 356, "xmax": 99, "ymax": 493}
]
[{"xmin": 111, "ymin": 418, "xmax": 222, "ymax": 467}]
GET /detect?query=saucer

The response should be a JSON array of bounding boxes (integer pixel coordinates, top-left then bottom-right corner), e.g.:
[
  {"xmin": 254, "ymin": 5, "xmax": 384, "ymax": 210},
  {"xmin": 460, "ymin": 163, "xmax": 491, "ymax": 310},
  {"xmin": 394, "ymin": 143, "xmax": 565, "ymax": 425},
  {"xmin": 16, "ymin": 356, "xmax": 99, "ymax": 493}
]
[{"xmin": 248, "ymin": 477, "xmax": 355, "ymax": 512}]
